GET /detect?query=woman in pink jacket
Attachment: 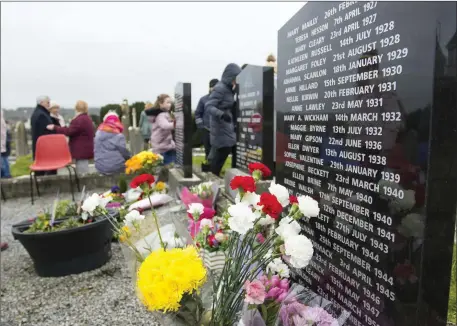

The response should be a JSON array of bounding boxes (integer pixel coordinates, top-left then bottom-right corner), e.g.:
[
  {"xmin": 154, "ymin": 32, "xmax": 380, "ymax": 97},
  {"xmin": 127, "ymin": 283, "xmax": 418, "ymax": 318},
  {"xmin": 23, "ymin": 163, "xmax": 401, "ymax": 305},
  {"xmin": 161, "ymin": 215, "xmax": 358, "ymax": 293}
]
[{"xmin": 145, "ymin": 94, "xmax": 176, "ymax": 165}]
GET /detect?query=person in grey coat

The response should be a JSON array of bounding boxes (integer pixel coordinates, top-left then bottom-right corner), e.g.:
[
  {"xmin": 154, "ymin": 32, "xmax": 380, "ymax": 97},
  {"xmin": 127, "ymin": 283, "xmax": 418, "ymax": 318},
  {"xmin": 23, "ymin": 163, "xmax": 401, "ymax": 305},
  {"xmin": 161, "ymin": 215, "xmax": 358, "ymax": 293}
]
[
  {"xmin": 204, "ymin": 63, "xmax": 241, "ymax": 176},
  {"xmin": 94, "ymin": 112, "xmax": 131, "ymax": 175}
]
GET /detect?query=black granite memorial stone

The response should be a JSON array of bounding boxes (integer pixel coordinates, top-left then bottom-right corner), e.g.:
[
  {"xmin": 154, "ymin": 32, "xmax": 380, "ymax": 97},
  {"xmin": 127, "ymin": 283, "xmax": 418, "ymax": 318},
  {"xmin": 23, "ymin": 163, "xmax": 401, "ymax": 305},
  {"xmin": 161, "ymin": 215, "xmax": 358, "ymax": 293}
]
[
  {"xmin": 235, "ymin": 65, "xmax": 275, "ymax": 176},
  {"xmin": 276, "ymin": 2, "xmax": 457, "ymax": 325},
  {"xmin": 174, "ymin": 82, "xmax": 192, "ymax": 178}
]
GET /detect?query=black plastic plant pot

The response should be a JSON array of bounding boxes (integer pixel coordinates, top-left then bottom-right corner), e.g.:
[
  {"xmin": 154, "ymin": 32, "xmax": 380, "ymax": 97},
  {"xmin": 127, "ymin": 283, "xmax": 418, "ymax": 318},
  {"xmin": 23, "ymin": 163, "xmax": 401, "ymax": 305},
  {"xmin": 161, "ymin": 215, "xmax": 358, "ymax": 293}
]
[
  {"xmin": 11, "ymin": 213, "xmax": 118, "ymax": 277},
  {"xmin": 201, "ymin": 163, "xmax": 211, "ymax": 172}
]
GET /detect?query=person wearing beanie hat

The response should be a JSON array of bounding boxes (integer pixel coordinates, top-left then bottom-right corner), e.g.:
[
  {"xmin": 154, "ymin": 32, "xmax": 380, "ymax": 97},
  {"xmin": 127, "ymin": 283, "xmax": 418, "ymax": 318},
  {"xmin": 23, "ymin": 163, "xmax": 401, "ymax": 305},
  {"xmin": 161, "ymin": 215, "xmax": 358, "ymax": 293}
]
[
  {"xmin": 93, "ymin": 110, "xmax": 131, "ymax": 175},
  {"xmin": 195, "ymin": 78, "xmax": 219, "ymax": 160}
]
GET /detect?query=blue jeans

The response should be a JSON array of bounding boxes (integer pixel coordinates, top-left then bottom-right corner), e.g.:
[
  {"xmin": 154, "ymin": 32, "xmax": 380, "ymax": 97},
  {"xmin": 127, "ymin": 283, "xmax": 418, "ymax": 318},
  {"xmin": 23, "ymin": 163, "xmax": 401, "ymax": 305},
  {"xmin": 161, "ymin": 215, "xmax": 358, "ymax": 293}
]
[
  {"xmin": 1, "ymin": 156, "xmax": 11, "ymax": 178},
  {"xmin": 162, "ymin": 150, "xmax": 176, "ymax": 165}
]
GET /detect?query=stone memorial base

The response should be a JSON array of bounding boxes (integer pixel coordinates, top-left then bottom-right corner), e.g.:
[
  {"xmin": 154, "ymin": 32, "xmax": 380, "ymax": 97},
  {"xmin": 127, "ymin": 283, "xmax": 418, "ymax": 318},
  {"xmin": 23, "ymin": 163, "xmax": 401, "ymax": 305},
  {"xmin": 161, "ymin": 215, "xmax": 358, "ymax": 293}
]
[
  {"xmin": 224, "ymin": 168, "xmax": 272, "ymax": 202},
  {"xmin": 168, "ymin": 168, "xmax": 202, "ymax": 194}
]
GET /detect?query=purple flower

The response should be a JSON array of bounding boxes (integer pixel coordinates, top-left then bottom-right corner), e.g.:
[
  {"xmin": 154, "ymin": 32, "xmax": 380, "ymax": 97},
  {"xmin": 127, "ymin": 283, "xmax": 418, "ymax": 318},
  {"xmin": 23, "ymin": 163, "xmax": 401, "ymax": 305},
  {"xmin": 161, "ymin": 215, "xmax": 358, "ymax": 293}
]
[{"xmin": 111, "ymin": 186, "xmax": 120, "ymax": 193}]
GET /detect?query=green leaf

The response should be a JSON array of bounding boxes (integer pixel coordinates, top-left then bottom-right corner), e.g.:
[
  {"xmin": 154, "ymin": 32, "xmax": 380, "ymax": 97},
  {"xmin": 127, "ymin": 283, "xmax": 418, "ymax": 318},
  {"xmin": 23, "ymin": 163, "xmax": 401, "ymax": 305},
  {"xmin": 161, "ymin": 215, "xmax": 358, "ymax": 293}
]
[{"xmin": 260, "ymin": 304, "xmax": 268, "ymax": 322}]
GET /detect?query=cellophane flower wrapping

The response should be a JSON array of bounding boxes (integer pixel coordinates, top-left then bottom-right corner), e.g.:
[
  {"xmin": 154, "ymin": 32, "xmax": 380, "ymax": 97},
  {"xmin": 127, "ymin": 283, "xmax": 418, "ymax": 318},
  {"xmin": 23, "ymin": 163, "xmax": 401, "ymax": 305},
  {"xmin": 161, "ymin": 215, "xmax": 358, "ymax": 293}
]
[
  {"xmin": 180, "ymin": 186, "xmax": 213, "ymax": 209},
  {"xmin": 277, "ymin": 283, "xmax": 341, "ymax": 326}
]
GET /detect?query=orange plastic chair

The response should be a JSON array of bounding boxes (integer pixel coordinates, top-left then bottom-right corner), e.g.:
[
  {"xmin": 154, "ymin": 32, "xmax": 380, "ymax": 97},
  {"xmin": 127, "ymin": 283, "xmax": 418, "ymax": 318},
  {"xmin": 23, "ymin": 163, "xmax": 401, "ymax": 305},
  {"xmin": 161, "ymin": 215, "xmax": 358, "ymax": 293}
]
[{"xmin": 29, "ymin": 134, "xmax": 80, "ymax": 204}]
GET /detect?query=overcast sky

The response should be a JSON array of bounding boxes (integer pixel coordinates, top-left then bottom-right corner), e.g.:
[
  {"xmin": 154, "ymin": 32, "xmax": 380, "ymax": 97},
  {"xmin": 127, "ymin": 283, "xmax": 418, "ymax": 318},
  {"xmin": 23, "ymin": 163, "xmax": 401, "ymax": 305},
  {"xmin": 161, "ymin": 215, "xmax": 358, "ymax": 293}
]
[{"xmin": 1, "ymin": 2, "xmax": 305, "ymax": 110}]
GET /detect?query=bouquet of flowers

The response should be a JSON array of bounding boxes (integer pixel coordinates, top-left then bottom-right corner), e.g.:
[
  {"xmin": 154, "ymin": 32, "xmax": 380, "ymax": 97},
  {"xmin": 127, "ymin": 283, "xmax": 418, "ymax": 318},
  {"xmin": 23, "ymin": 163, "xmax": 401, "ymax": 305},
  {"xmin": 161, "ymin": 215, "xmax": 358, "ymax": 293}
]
[
  {"xmin": 125, "ymin": 150, "xmax": 163, "ymax": 175},
  {"xmin": 111, "ymin": 175, "xmax": 209, "ymax": 325},
  {"xmin": 207, "ymin": 163, "xmax": 320, "ymax": 325},
  {"xmin": 238, "ymin": 274, "xmax": 291, "ymax": 326},
  {"xmin": 189, "ymin": 207, "xmax": 230, "ymax": 273},
  {"xmin": 181, "ymin": 181, "xmax": 215, "ymax": 209}
]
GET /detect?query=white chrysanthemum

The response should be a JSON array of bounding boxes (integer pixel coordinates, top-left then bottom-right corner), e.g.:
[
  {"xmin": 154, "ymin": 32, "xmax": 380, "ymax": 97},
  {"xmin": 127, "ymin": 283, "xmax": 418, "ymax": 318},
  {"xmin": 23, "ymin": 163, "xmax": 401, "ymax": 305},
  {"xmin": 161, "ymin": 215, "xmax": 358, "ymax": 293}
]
[
  {"xmin": 284, "ymin": 234, "xmax": 314, "ymax": 268},
  {"xmin": 297, "ymin": 195, "xmax": 319, "ymax": 218},
  {"xmin": 269, "ymin": 182, "xmax": 290, "ymax": 207}
]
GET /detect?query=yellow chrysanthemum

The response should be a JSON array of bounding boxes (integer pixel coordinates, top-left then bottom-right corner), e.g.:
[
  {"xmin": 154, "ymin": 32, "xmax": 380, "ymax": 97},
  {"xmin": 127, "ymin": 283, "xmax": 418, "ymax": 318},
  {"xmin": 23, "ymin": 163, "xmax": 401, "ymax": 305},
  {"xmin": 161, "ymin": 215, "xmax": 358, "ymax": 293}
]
[{"xmin": 136, "ymin": 246, "xmax": 207, "ymax": 312}]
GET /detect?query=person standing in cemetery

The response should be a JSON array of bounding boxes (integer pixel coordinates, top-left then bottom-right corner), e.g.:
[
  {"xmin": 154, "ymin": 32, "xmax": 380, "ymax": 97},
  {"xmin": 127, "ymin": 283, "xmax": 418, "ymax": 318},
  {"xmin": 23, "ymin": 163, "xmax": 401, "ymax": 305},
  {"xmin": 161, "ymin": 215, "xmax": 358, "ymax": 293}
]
[
  {"xmin": 139, "ymin": 101, "xmax": 153, "ymax": 149},
  {"xmin": 46, "ymin": 100, "xmax": 95, "ymax": 174},
  {"xmin": 49, "ymin": 101, "xmax": 65, "ymax": 127},
  {"xmin": 195, "ymin": 78, "xmax": 219, "ymax": 160},
  {"xmin": 205, "ymin": 63, "xmax": 241, "ymax": 176},
  {"xmin": 1, "ymin": 110, "xmax": 11, "ymax": 178},
  {"xmin": 31, "ymin": 95, "xmax": 57, "ymax": 175},
  {"xmin": 145, "ymin": 94, "xmax": 176, "ymax": 165},
  {"xmin": 94, "ymin": 111, "xmax": 131, "ymax": 175}
]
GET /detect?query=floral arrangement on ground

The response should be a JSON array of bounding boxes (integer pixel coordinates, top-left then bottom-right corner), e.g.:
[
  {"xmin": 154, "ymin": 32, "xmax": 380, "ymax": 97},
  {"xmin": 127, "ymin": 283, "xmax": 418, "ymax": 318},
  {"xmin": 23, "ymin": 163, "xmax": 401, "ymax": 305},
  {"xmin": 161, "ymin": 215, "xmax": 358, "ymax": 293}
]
[{"xmin": 117, "ymin": 162, "xmax": 339, "ymax": 326}]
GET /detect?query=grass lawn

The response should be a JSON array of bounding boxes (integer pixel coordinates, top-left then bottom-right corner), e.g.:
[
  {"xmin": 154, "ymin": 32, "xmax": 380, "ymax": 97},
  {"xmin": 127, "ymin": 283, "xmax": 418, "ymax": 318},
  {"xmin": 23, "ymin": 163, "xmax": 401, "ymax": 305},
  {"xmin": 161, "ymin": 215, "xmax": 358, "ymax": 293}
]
[
  {"xmin": 10, "ymin": 154, "xmax": 32, "ymax": 177},
  {"xmin": 192, "ymin": 155, "xmax": 232, "ymax": 176}
]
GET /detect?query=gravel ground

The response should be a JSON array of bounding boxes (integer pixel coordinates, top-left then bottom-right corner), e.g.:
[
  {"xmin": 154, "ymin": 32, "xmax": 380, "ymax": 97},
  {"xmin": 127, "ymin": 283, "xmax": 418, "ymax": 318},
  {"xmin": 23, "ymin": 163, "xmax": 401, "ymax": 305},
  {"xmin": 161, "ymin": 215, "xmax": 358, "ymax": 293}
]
[{"xmin": 0, "ymin": 190, "xmax": 178, "ymax": 326}]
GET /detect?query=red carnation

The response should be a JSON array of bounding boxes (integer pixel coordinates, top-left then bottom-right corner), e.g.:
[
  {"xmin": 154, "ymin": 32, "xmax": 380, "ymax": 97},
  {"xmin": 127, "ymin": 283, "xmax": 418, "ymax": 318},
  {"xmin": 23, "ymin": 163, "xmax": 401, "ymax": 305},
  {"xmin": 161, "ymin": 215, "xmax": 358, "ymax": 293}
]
[
  {"xmin": 248, "ymin": 162, "xmax": 272, "ymax": 178},
  {"xmin": 207, "ymin": 234, "xmax": 217, "ymax": 247},
  {"xmin": 258, "ymin": 193, "xmax": 283, "ymax": 219},
  {"xmin": 130, "ymin": 174, "xmax": 155, "ymax": 189},
  {"xmin": 230, "ymin": 176, "xmax": 256, "ymax": 193},
  {"xmin": 289, "ymin": 195, "xmax": 298, "ymax": 204}
]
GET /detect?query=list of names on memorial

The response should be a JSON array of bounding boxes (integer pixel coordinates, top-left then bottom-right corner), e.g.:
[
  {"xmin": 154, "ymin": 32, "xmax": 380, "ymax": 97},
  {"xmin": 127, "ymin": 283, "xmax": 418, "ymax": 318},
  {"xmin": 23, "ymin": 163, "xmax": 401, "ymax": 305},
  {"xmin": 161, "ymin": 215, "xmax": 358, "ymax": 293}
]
[
  {"xmin": 277, "ymin": 2, "xmax": 411, "ymax": 325},
  {"xmin": 236, "ymin": 88, "xmax": 263, "ymax": 170}
]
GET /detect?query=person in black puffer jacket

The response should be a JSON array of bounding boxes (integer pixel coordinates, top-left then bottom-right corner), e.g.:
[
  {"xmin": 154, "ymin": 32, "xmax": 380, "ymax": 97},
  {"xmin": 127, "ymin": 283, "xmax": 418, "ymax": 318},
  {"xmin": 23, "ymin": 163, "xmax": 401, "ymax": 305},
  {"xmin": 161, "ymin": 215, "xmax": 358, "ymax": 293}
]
[{"xmin": 204, "ymin": 63, "xmax": 241, "ymax": 176}]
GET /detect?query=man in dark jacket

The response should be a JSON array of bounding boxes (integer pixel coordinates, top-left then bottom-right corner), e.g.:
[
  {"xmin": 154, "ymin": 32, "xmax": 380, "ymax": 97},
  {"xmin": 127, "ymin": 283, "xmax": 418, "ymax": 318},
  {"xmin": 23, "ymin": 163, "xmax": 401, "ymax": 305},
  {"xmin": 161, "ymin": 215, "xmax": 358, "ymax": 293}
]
[
  {"xmin": 195, "ymin": 78, "xmax": 219, "ymax": 160},
  {"xmin": 205, "ymin": 63, "xmax": 241, "ymax": 176},
  {"xmin": 30, "ymin": 95, "xmax": 56, "ymax": 175}
]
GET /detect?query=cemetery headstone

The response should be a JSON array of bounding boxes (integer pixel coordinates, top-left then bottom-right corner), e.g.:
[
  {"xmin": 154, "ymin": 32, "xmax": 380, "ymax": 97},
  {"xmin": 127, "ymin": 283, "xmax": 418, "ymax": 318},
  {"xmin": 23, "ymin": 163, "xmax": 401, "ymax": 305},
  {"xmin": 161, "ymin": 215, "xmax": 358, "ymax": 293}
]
[
  {"xmin": 235, "ymin": 65, "xmax": 275, "ymax": 176},
  {"xmin": 121, "ymin": 115, "xmax": 129, "ymax": 142},
  {"xmin": 174, "ymin": 82, "xmax": 193, "ymax": 178},
  {"xmin": 276, "ymin": 2, "xmax": 456, "ymax": 325},
  {"xmin": 14, "ymin": 121, "xmax": 28, "ymax": 157},
  {"xmin": 128, "ymin": 127, "xmax": 143, "ymax": 155}
]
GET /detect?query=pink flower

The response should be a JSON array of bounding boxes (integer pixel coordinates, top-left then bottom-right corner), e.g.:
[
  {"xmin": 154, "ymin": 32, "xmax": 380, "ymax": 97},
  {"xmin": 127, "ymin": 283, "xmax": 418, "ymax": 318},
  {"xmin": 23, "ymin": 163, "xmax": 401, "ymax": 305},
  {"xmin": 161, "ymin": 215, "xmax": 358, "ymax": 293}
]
[
  {"xmin": 244, "ymin": 280, "xmax": 266, "ymax": 305},
  {"xmin": 279, "ymin": 279, "xmax": 290, "ymax": 291},
  {"xmin": 277, "ymin": 292, "xmax": 288, "ymax": 302},
  {"xmin": 270, "ymin": 275, "xmax": 280, "ymax": 287},
  {"xmin": 266, "ymin": 287, "xmax": 282, "ymax": 299},
  {"xmin": 256, "ymin": 233, "xmax": 266, "ymax": 244}
]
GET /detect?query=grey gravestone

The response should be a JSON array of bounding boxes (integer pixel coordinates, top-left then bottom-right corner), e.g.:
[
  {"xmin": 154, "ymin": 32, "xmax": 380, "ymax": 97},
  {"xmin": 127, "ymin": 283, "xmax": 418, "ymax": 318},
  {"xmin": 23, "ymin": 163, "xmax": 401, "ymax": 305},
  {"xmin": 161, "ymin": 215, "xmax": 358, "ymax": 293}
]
[
  {"xmin": 235, "ymin": 65, "xmax": 275, "ymax": 177},
  {"xmin": 14, "ymin": 121, "xmax": 28, "ymax": 157},
  {"xmin": 174, "ymin": 82, "xmax": 193, "ymax": 178},
  {"xmin": 128, "ymin": 127, "xmax": 143, "ymax": 155},
  {"xmin": 276, "ymin": 2, "xmax": 456, "ymax": 325},
  {"xmin": 121, "ymin": 115, "xmax": 129, "ymax": 142}
]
